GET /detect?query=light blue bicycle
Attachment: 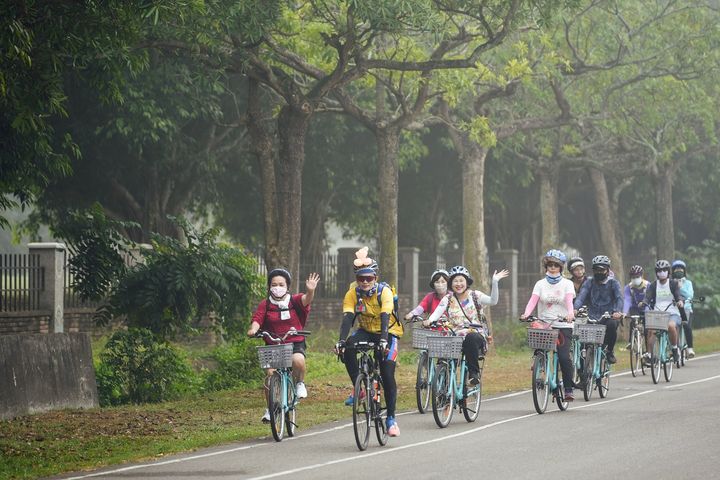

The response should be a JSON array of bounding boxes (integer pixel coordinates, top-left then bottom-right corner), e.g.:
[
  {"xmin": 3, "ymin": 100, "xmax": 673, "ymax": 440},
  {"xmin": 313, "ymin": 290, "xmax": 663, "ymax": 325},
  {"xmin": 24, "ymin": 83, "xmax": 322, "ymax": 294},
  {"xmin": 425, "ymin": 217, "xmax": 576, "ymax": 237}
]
[
  {"xmin": 409, "ymin": 316, "xmax": 444, "ymax": 414},
  {"xmin": 521, "ymin": 316, "xmax": 569, "ymax": 414},
  {"xmin": 428, "ymin": 322, "xmax": 485, "ymax": 428},
  {"xmin": 645, "ymin": 310, "xmax": 674, "ymax": 384}
]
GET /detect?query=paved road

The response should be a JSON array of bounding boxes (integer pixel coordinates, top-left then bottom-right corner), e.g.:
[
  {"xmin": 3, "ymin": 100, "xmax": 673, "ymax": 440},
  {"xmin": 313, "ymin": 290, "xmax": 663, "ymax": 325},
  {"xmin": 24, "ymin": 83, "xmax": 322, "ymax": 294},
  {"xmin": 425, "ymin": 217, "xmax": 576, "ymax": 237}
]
[{"xmin": 58, "ymin": 353, "xmax": 720, "ymax": 480}]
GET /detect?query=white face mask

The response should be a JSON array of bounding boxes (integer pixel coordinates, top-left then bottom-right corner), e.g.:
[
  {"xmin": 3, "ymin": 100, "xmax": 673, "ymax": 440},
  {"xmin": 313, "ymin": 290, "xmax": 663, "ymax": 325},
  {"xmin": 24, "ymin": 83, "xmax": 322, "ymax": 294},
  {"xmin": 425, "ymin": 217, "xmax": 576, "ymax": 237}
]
[
  {"xmin": 631, "ymin": 277, "xmax": 643, "ymax": 287},
  {"xmin": 656, "ymin": 271, "xmax": 669, "ymax": 280},
  {"xmin": 270, "ymin": 286, "xmax": 288, "ymax": 298},
  {"xmin": 434, "ymin": 281, "xmax": 447, "ymax": 295}
]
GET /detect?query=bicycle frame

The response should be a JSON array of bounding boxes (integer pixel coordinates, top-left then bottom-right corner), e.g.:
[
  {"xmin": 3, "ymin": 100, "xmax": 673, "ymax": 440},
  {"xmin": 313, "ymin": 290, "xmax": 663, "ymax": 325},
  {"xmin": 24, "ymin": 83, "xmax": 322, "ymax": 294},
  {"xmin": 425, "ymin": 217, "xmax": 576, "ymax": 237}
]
[{"xmin": 349, "ymin": 342, "xmax": 388, "ymax": 451}]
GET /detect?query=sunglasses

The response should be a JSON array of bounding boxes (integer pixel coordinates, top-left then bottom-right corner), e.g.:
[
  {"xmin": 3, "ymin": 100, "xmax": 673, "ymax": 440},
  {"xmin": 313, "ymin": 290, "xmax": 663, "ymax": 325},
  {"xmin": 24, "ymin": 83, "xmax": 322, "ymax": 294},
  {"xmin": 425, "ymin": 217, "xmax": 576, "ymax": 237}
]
[
  {"xmin": 356, "ymin": 275, "xmax": 376, "ymax": 283},
  {"xmin": 546, "ymin": 262, "xmax": 562, "ymax": 268}
]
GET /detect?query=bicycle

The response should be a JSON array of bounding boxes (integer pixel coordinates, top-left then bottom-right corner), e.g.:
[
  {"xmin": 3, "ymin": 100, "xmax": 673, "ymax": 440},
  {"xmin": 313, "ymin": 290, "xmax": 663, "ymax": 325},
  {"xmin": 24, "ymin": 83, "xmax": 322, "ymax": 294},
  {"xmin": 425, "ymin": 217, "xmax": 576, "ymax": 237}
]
[
  {"xmin": 520, "ymin": 316, "xmax": 569, "ymax": 414},
  {"xmin": 408, "ymin": 316, "xmax": 443, "ymax": 414},
  {"xmin": 341, "ymin": 340, "xmax": 389, "ymax": 451},
  {"xmin": 644, "ymin": 309, "xmax": 675, "ymax": 384},
  {"xmin": 428, "ymin": 321, "xmax": 485, "ymax": 428},
  {"xmin": 255, "ymin": 328, "xmax": 310, "ymax": 442},
  {"xmin": 627, "ymin": 314, "xmax": 647, "ymax": 377},
  {"xmin": 577, "ymin": 313, "xmax": 611, "ymax": 401}
]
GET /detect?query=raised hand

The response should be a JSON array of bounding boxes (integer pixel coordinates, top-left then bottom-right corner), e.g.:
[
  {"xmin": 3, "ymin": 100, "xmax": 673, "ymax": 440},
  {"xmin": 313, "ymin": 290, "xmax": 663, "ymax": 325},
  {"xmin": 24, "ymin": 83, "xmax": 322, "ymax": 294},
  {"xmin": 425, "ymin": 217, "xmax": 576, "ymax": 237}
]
[
  {"xmin": 306, "ymin": 272, "xmax": 320, "ymax": 292},
  {"xmin": 492, "ymin": 269, "xmax": 510, "ymax": 282}
]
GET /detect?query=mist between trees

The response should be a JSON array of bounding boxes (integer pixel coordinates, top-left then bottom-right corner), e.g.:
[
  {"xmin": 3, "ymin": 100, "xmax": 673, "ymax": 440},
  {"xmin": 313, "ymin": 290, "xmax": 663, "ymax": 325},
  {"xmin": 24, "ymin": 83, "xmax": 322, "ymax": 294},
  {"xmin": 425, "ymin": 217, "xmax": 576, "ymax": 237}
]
[{"xmin": 3, "ymin": 0, "xmax": 720, "ymax": 293}]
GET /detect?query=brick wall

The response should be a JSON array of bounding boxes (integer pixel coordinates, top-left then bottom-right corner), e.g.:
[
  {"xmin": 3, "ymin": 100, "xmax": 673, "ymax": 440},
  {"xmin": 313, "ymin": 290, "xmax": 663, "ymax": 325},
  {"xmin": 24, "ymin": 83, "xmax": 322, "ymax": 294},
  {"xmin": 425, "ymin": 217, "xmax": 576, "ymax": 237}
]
[{"xmin": 0, "ymin": 311, "xmax": 51, "ymax": 335}]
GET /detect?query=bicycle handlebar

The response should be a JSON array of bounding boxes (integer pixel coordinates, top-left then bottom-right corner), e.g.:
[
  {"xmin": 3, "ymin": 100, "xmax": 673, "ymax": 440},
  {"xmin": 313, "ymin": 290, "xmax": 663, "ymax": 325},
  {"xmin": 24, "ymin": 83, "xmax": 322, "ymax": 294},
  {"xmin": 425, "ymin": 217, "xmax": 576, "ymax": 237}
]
[{"xmin": 254, "ymin": 329, "xmax": 311, "ymax": 343}]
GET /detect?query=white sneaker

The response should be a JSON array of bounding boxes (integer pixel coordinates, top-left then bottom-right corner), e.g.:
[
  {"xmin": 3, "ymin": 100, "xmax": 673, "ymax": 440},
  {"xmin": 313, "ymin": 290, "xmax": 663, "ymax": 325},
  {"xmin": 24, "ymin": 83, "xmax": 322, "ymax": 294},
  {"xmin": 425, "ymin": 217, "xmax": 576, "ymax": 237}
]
[
  {"xmin": 261, "ymin": 409, "xmax": 270, "ymax": 423},
  {"xmin": 688, "ymin": 348, "xmax": 695, "ymax": 358},
  {"xmin": 295, "ymin": 381, "xmax": 308, "ymax": 399}
]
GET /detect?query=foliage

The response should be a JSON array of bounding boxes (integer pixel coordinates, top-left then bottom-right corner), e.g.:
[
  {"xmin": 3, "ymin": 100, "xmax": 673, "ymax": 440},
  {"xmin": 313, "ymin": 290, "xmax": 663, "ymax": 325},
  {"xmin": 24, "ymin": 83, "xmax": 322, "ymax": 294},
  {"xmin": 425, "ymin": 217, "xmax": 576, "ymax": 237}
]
[
  {"xmin": 683, "ymin": 241, "xmax": 720, "ymax": 327},
  {"xmin": 95, "ymin": 328, "xmax": 198, "ymax": 406},
  {"xmin": 201, "ymin": 339, "xmax": 265, "ymax": 391}
]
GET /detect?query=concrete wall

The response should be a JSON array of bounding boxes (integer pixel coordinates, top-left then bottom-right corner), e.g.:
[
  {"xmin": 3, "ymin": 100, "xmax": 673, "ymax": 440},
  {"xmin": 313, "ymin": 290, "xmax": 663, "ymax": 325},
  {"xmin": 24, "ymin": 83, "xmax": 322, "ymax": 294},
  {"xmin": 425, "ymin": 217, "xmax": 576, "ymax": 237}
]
[{"xmin": 0, "ymin": 333, "xmax": 99, "ymax": 420}]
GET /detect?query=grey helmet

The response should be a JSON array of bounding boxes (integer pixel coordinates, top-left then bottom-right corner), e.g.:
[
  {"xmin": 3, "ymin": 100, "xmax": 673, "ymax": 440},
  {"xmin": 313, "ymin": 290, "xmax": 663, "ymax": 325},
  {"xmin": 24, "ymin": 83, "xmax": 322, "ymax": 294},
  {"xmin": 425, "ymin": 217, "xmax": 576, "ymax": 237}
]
[{"xmin": 591, "ymin": 255, "xmax": 611, "ymax": 268}]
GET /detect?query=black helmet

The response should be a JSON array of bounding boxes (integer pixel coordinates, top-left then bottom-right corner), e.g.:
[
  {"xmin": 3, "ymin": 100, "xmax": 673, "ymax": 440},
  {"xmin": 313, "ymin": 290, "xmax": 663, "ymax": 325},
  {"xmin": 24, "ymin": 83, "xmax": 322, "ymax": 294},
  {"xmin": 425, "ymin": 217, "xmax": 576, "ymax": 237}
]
[{"xmin": 267, "ymin": 268, "xmax": 291, "ymax": 287}]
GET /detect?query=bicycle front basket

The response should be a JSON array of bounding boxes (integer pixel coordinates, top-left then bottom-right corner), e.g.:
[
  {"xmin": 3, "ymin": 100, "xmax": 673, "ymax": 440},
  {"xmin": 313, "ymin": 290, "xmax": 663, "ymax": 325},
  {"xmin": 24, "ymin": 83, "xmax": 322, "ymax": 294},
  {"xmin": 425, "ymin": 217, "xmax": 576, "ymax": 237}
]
[
  {"xmin": 411, "ymin": 326, "xmax": 443, "ymax": 349},
  {"xmin": 426, "ymin": 335, "xmax": 464, "ymax": 359},
  {"xmin": 257, "ymin": 343, "xmax": 293, "ymax": 369},
  {"xmin": 527, "ymin": 328, "xmax": 559, "ymax": 351},
  {"xmin": 575, "ymin": 324, "xmax": 606, "ymax": 344},
  {"xmin": 644, "ymin": 310, "xmax": 671, "ymax": 331}
]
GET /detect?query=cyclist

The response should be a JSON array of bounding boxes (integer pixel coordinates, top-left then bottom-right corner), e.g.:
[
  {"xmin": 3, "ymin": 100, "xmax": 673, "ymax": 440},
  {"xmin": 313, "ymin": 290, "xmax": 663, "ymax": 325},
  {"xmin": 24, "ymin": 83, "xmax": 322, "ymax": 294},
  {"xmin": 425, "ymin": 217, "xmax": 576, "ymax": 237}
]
[
  {"xmin": 573, "ymin": 255, "xmax": 623, "ymax": 364},
  {"xmin": 672, "ymin": 259, "xmax": 695, "ymax": 358},
  {"xmin": 426, "ymin": 265, "xmax": 509, "ymax": 385},
  {"xmin": 336, "ymin": 250, "xmax": 403, "ymax": 437},
  {"xmin": 642, "ymin": 259, "xmax": 686, "ymax": 363},
  {"xmin": 404, "ymin": 269, "xmax": 450, "ymax": 326},
  {"xmin": 568, "ymin": 257, "xmax": 588, "ymax": 295},
  {"xmin": 623, "ymin": 265, "xmax": 650, "ymax": 360},
  {"xmin": 520, "ymin": 249, "xmax": 576, "ymax": 401},
  {"xmin": 247, "ymin": 268, "xmax": 320, "ymax": 423}
]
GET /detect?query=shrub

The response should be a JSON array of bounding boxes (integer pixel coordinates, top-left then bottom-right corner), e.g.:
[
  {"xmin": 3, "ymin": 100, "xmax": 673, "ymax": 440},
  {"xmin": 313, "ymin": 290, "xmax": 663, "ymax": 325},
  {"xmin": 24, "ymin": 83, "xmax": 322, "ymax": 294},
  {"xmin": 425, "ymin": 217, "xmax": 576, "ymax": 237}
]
[
  {"xmin": 96, "ymin": 328, "xmax": 197, "ymax": 406},
  {"xmin": 201, "ymin": 339, "xmax": 264, "ymax": 391},
  {"xmin": 683, "ymin": 241, "xmax": 720, "ymax": 328}
]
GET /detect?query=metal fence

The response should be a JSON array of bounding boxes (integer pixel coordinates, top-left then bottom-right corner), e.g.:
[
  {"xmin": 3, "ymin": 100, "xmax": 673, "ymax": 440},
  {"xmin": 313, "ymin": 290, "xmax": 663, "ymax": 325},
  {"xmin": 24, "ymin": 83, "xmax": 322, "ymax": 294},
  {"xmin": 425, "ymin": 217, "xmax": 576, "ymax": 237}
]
[
  {"xmin": 63, "ymin": 250, "xmax": 143, "ymax": 309},
  {"xmin": 0, "ymin": 253, "xmax": 43, "ymax": 312}
]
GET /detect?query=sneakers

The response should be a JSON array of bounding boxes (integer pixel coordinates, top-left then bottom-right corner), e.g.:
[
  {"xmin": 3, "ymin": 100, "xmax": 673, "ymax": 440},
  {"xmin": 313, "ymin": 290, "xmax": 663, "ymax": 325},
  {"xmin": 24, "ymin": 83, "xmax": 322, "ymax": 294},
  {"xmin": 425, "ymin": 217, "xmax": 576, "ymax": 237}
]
[
  {"xmin": 261, "ymin": 409, "xmax": 270, "ymax": 423},
  {"xmin": 642, "ymin": 352, "xmax": 652, "ymax": 367},
  {"xmin": 606, "ymin": 350, "xmax": 617, "ymax": 364},
  {"xmin": 344, "ymin": 389, "xmax": 366, "ymax": 406},
  {"xmin": 688, "ymin": 348, "xmax": 695, "ymax": 358},
  {"xmin": 386, "ymin": 416, "xmax": 400, "ymax": 437},
  {"xmin": 468, "ymin": 372, "xmax": 480, "ymax": 386},
  {"xmin": 672, "ymin": 346, "xmax": 679, "ymax": 362},
  {"xmin": 564, "ymin": 388, "xmax": 574, "ymax": 401},
  {"xmin": 295, "ymin": 381, "xmax": 307, "ymax": 399}
]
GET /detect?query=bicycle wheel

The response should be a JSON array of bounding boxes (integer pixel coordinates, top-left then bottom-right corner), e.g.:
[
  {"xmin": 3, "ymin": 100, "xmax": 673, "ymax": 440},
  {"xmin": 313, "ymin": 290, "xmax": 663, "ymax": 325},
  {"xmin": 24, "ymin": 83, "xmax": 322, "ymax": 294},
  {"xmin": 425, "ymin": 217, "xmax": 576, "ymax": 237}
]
[
  {"xmin": 678, "ymin": 326, "xmax": 686, "ymax": 368},
  {"xmin": 598, "ymin": 354, "xmax": 610, "ymax": 398},
  {"xmin": 431, "ymin": 361, "xmax": 454, "ymax": 428},
  {"xmin": 583, "ymin": 345, "xmax": 595, "ymax": 402},
  {"xmin": 267, "ymin": 372, "xmax": 285, "ymax": 442},
  {"xmin": 651, "ymin": 336, "xmax": 661, "ymax": 384},
  {"xmin": 640, "ymin": 333, "xmax": 647, "ymax": 376},
  {"xmin": 352, "ymin": 373, "xmax": 371, "ymax": 451},
  {"xmin": 663, "ymin": 344, "xmax": 674, "ymax": 382},
  {"xmin": 285, "ymin": 380, "xmax": 296, "ymax": 437},
  {"xmin": 373, "ymin": 376, "xmax": 388, "ymax": 446},
  {"xmin": 630, "ymin": 331, "xmax": 640, "ymax": 377},
  {"xmin": 462, "ymin": 367, "xmax": 482, "ymax": 422},
  {"xmin": 531, "ymin": 353, "xmax": 550, "ymax": 414},
  {"xmin": 415, "ymin": 350, "xmax": 431, "ymax": 414}
]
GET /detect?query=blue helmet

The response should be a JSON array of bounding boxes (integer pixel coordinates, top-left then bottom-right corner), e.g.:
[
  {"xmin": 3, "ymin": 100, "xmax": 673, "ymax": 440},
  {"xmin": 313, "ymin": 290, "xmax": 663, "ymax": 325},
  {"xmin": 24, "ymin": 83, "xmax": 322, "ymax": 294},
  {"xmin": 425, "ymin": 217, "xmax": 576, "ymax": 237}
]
[
  {"xmin": 672, "ymin": 260, "xmax": 686, "ymax": 270},
  {"xmin": 544, "ymin": 249, "xmax": 567, "ymax": 265}
]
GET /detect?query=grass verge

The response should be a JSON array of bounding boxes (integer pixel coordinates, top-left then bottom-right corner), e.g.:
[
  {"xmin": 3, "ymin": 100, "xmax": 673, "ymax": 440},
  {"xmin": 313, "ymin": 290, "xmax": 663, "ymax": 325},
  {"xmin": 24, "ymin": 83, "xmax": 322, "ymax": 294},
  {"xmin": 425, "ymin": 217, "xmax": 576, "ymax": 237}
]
[{"xmin": 1, "ymin": 326, "xmax": 719, "ymax": 479}]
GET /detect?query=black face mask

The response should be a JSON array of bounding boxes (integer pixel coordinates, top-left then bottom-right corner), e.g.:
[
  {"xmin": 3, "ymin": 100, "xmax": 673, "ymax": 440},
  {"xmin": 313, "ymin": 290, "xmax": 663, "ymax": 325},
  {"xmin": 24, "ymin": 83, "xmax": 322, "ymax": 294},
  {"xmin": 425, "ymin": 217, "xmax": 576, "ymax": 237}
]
[
  {"xmin": 672, "ymin": 270, "xmax": 685, "ymax": 279},
  {"xmin": 594, "ymin": 272, "xmax": 608, "ymax": 282}
]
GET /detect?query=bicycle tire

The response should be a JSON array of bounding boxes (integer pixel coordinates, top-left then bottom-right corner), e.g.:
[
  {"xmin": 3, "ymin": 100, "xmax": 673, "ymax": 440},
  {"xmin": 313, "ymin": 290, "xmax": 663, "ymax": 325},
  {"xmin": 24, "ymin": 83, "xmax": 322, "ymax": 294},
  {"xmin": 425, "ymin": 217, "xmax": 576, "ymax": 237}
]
[
  {"xmin": 598, "ymin": 353, "xmax": 609, "ymax": 398},
  {"xmin": 630, "ymin": 331, "xmax": 640, "ymax": 377},
  {"xmin": 373, "ymin": 375, "xmax": 388, "ymax": 446},
  {"xmin": 531, "ymin": 353, "xmax": 549, "ymax": 414},
  {"xmin": 268, "ymin": 372, "xmax": 285, "ymax": 442},
  {"xmin": 352, "ymin": 373, "xmax": 371, "ymax": 451},
  {"xmin": 462, "ymin": 367, "xmax": 482, "ymax": 422},
  {"xmin": 664, "ymin": 345, "xmax": 674, "ymax": 382},
  {"xmin": 640, "ymin": 332, "xmax": 647, "ymax": 376},
  {"xmin": 286, "ymin": 380, "xmax": 296, "ymax": 437},
  {"xmin": 678, "ymin": 326, "xmax": 686, "ymax": 368},
  {"xmin": 651, "ymin": 336, "xmax": 661, "ymax": 384},
  {"xmin": 415, "ymin": 351, "xmax": 431, "ymax": 414},
  {"xmin": 583, "ymin": 345, "xmax": 595, "ymax": 402},
  {"xmin": 431, "ymin": 361, "xmax": 454, "ymax": 427}
]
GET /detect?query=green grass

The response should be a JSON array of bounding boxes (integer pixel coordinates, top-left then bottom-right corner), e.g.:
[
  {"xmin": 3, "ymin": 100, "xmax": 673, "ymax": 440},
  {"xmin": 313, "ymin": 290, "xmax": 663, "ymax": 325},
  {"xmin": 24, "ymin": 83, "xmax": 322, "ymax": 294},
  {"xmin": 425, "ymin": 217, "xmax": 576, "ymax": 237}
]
[{"xmin": 2, "ymin": 326, "xmax": 720, "ymax": 479}]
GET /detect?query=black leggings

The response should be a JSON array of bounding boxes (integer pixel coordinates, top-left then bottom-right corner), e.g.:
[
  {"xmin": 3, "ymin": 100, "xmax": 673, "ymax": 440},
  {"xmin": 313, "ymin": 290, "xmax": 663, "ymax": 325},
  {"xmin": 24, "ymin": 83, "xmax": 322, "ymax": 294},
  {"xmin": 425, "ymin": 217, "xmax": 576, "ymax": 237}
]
[
  {"xmin": 462, "ymin": 332, "xmax": 486, "ymax": 376},
  {"xmin": 684, "ymin": 312, "xmax": 694, "ymax": 348},
  {"xmin": 599, "ymin": 317, "xmax": 618, "ymax": 352},
  {"xmin": 556, "ymin": 328, "xmax": 575, "ymax": 389},
  {"xmin": 343, "ymin": 330, "xmax": 398, "ymax": 418}
]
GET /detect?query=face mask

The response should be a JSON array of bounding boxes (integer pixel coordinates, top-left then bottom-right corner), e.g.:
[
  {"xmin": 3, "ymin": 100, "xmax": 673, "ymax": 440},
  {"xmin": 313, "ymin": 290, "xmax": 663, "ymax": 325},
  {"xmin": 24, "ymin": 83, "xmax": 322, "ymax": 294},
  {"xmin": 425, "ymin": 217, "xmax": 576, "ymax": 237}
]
[
  {"xmin": 434, "ymin": 282, "xmax": 447, "ymax": 295},
  {"xmin": 594, "ymin": 272, "xmax": 608, "ymax": 282},
  {"xmin": 656, "ymin": 271, "xmax": 669, "ymax": 280},
  {"xmin": 631, "ymin": 277, "xmax": 643, "ymax": 288},
  {"xmin": 672, "ymin": 270, "xmax": 685, "ymax": 279},
  {"xmin": 270, "ymin": 286, "xmax": 287, "ymax": 298}
]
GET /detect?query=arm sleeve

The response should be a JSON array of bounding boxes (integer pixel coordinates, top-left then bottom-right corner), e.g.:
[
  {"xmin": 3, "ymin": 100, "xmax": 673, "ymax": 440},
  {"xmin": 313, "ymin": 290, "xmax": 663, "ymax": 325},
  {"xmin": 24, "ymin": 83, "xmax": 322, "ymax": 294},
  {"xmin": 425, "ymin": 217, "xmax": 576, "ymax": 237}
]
[
  {"xmin": 565, "ymin": 292, "xmax": 574, "ymax": 316},
  {"xmin": 613, "ymin": 280, "xmax": 623, "ymax": 313},
  {"xmin": 522, "ymin": 294, "xmax": 540, "ymax": 317},
  {"xmin": 474, "ymin": 279, "xmax": 500, "ymax": 306},
  {"xmin": 339, "ymin": 312, "xmax": 355, "ymax": 342},
  {"xmin": 380, "ymin": 312, "xmax": 389, "ymax": 341},
  {"xmin": 623, "ymin": 286, "xmax": 632, "ymax": 315},
  {"xmin": 427, "ymin": 294, "xmax": 450, "ymax": 324}
]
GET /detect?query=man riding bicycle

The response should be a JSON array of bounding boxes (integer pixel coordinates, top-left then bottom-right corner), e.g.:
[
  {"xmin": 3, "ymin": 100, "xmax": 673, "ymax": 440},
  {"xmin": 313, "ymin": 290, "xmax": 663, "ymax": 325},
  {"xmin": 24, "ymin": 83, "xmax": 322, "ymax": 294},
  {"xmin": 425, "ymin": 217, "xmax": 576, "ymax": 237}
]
[
  {"xmin": 573, "ymin": 255, "xmax": 623, "ymax": 364},
  {"xmin": 336, "ymin": 248, "xmax": 402, "ymax": 437}
]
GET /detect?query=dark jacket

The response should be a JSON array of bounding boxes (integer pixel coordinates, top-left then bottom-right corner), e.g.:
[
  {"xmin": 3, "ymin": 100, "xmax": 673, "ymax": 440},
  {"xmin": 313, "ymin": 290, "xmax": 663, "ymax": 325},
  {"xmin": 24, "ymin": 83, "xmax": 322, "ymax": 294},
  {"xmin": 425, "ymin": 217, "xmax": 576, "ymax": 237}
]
[{"xmin": 573, "ymin": 277, "xmax": 623, "ymax": 320}]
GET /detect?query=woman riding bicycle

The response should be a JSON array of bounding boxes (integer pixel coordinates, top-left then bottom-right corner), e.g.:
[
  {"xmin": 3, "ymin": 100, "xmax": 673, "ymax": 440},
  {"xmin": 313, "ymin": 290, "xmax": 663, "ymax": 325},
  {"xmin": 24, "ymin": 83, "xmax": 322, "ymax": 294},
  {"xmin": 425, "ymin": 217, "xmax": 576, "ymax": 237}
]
[
  {"xmin": 643, "ymin": 259, "xmax": 685, "ymax": 363},
  {"xmin": 573, "ymin": 255, "xmax": 623, "ymax": 364},
  {"xmin": 404, "ymin": 269, "xmax": 450, "ymax": 326},
  {"xmin": 623, "ymin": 265, "xmax": 649, "ymax": 353},
  {"xmin": 568, "ymin": 257, "xmax": 589, "ymax": 296},
  {"xmin": 520, "ymin": 249, "xmax": 576, "ymax": 401},
  {"xmin": 672, "ymin": 259, "xmax": 695, "ymax": 358},
  {"xmin": 426, "ymin": 265, "xmax": 509, "ymax": 386},
  {"xmin": 336, "ymin": 248, "xmax": 402, "ymax": 437},
  {"xmin": 247, "ymin": 268, "xmax": 320, "ymax": 423}
]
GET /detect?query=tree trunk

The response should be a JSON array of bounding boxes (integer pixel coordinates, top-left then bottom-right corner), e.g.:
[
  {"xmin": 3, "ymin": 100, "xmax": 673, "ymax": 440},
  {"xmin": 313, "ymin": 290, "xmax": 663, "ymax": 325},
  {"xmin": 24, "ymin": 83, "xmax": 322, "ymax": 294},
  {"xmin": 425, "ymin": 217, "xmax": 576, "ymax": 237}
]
[
  {"xmin": 301, "ymin": 191, "xmax": 332, "ymax": 261},
  {"xmin": 589, "ymin": 168, "xmax": 624, "ymax": 281},
  {"xmin": 376, "ymin": 126, "xmax": 400, "ymax": 287},
  {"xmin": 277, "ymin": 103, "xmax": 311, "ymax": 281},
  {"xmin": 247, "ymin": 78, "xmax": 281, "ymax": 270},
  {"xmin": 654, "ymin": 172, "xmax": 675, "ymax": 260},
  {"xmin": 538, "ymin": 167, "xmax": 559, "ymax": 260}
]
